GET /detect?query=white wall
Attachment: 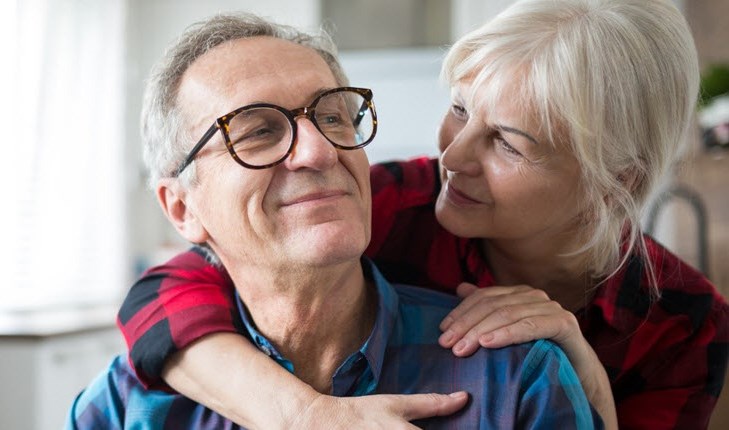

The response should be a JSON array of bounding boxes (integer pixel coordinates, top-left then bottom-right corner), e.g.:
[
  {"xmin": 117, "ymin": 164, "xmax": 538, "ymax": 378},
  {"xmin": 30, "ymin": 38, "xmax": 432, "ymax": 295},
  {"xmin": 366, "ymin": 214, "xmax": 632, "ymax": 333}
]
[
  {"xmin": 451, "ymin": 0, "xmax": 515, "ymax": 38},
  {"xmin": 341, "ymin": 48, "xmax": 447, "ymax": 164}
]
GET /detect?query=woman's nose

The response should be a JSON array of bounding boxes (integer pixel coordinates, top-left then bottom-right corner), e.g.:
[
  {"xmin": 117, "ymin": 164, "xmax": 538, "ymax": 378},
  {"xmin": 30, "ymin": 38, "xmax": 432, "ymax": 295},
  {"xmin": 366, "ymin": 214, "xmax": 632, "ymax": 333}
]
[{"xmin": 440, "ymin": 124, "xmax": 482, "ymax": 176}]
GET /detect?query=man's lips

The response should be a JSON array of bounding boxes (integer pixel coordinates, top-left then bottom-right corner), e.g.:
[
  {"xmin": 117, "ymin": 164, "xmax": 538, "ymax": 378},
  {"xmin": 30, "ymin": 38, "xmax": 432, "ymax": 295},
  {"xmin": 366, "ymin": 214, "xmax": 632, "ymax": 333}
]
[
  {"xmin": 281, "ymin": 190, "xmax": 348, "ymax": 207},
  {"xmin": 444, "ymin": 182, "xmax": 482, "ymax": 206}
]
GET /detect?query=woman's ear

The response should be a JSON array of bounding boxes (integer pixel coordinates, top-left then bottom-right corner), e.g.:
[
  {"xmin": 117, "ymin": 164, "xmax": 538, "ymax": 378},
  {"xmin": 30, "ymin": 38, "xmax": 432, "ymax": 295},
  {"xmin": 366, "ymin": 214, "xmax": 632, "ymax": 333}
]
[
  {"xmin": 617, "ymin": 167, "xmax": 642, "ymax": 194},
  {"xmin": 155, "ymin": 178, "xmax": 209, "ymax": 244}
]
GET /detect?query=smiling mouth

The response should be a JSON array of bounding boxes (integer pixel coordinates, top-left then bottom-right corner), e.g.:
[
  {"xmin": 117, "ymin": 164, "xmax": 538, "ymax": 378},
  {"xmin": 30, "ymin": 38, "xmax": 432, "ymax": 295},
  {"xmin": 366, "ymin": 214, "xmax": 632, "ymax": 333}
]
[
  {"xmin": 444, "ymin": 182, "xmax": 482, "ymax": 206},
  {"xmin": 281, "ymin": 190, "xmax": 348, "ymax": 207}
]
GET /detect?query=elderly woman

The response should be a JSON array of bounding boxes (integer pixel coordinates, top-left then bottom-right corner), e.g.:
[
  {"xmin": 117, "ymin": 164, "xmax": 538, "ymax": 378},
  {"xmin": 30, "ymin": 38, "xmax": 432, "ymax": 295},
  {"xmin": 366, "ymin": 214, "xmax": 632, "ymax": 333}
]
[{"xmin": 119, "ymin": 0, "xmax": 727, "ymax": 428}]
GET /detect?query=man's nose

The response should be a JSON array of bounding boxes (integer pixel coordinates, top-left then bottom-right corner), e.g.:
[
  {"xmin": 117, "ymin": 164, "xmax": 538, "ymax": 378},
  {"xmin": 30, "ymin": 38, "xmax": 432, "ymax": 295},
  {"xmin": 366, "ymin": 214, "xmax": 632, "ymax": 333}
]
[{"xmin": 284, "ymin": 116, "xmax": 338, "ymax": 171}]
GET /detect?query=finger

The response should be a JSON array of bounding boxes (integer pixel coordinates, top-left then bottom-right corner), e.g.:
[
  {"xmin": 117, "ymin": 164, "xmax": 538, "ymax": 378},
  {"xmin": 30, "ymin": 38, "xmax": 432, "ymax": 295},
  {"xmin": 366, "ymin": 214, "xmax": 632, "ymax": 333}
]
[
  {"xmin": 394, "ymin": 392, "xmax": 469, "ymax": 421},
  {"xmin": 440, "ymin": 291, "xmax": 551, "ymax": 349},
  {"xmin": 478, "ymin": 310, "xmax": 579, "ymax": 349},
  {"xmin": 455, "ymin": 282, "xmax": 479, "ymax": 298},
  {"xmin": 450, "ymin": 300, "xmax": 565, "ymax": 356},
  {"xmin": 439, "ymin": 286, "xmax": 526, "ymax": 332}
]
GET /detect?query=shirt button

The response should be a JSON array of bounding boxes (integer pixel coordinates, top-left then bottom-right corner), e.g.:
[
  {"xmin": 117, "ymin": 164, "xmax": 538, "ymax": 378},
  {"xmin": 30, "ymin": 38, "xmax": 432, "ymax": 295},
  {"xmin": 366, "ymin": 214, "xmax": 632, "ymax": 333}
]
[{"xmin": 260, "ymin": 345, "xmax": 273, "ymax": 356}]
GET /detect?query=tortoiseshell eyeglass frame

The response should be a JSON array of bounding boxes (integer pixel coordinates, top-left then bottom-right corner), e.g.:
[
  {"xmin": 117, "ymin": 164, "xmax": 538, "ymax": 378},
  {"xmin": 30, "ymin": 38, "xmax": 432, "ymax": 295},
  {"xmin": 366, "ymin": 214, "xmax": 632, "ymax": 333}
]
[{"xmin": 172, "ymin": 86, "xmax": 377, "ymax": 176}]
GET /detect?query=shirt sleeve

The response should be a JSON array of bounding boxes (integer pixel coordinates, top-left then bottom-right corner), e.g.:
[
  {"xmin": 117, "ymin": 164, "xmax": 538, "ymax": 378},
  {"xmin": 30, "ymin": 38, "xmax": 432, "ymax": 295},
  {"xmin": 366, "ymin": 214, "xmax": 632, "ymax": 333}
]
[
  {"xmin": 65, "ymin": 357, "xmax": 126, "ymax": 430},
  {"xmin": 517, "ymin": 340, "xmax": 603, "ymax": 430},
  {"xmin": 116, "ymin": 247, "xmax": 239, "ymax": 388},
  {"xmin": 367, "ymin": 157, "xmax": 440, "ymax": 256}
]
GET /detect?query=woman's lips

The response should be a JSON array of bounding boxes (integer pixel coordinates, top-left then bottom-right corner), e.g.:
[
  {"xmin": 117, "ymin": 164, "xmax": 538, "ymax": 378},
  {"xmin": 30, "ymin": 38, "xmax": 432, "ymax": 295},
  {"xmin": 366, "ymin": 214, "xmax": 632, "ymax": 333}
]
[{"xmin": 444, "ymin": 182, "xmax": 482, "ymax": 206}]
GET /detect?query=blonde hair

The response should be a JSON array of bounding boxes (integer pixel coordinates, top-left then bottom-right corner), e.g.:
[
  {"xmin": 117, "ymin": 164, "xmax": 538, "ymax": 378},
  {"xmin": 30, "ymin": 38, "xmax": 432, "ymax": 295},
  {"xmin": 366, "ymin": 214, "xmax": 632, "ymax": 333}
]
[{"xmin": 442, "ymin": 0, "xmax": 700, "ymax": 291}]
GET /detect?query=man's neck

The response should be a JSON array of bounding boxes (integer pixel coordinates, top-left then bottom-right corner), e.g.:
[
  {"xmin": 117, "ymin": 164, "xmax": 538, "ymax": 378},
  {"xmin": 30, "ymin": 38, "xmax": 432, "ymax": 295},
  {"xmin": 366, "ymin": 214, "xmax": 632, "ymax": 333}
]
[{"xmin": 230, "ymin": 259, "xmax": 377, "ymax": 393}]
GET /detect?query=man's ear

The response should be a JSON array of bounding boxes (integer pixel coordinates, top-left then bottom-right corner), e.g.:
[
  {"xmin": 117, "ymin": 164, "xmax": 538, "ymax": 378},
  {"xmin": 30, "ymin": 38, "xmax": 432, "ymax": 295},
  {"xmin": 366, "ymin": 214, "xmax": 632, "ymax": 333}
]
[{"xmin": 156, "ymin": 178, "xmax": 209, "ymax": 244}]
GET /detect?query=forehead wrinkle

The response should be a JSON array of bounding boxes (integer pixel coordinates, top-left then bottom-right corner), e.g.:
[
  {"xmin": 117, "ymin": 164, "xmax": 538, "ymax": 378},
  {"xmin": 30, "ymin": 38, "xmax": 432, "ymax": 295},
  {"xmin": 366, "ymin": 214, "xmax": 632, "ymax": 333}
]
[
  {"xmin": 232, "ymin": 46, "xmax": 330, "ymax": 106},
  {"xmin": 177, "ymin": 37, "xmax": 336, "ymax": 135}
]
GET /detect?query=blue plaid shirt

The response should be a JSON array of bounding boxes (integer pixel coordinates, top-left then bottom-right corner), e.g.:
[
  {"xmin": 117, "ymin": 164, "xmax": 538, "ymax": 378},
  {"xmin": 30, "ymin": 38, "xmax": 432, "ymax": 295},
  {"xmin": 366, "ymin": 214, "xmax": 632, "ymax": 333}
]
[{"xmin": 67, "ymin": 259, "xmax": 600, "ymax": 429}]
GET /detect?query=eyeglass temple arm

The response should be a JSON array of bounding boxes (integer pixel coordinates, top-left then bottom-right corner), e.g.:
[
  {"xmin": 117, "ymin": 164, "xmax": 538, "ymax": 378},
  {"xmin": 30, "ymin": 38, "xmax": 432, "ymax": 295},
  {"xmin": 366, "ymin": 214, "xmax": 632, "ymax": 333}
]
[
  {"xmin": 353, "ymin": 100, "xmax": 369, "ymax": 128},
  {"xmin": 173, "ymin": 124, "xmax": 219, "ymax": 177}
]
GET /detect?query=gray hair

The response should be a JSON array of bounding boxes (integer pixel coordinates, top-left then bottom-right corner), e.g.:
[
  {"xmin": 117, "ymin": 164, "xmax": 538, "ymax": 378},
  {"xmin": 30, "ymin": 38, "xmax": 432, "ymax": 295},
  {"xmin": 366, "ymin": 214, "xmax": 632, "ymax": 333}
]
[
  {"xmin": 442, "ymin": 0, "xmax": 700, "ymax": 292},
  {"xmin": 141, "ymin": 12, "xmax": 348, "ymax": 188}
]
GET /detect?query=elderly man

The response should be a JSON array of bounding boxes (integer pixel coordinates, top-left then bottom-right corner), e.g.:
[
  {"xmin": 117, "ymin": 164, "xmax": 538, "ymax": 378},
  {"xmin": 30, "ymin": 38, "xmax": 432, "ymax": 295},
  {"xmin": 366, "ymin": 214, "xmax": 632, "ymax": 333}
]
[{"xmin": 66, "ymin": 13, "xmax": 598, "ymax": 429}]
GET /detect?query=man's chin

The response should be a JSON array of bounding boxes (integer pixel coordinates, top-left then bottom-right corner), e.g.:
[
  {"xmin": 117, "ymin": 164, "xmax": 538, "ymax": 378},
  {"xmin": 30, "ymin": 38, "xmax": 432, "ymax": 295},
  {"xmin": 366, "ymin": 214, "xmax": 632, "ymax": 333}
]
[{"xmin": 288, "ymin": 224, "xmax": 369, "ymax": 265}]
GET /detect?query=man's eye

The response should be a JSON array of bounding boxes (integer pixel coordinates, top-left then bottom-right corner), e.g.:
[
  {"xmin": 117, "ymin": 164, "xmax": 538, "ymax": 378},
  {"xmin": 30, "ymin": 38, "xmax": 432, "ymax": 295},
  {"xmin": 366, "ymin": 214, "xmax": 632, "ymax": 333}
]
[
  {"xmin": 319, "ymin": 113, "xmax": 344, "ymax": 124},
  {"xmin": 250, "ymin": 127, "xmax": 273, "ymax": 137},
  {"xmin": 231, "ymin": 125, "xmax": 283, "ymax": 147},
  {"xmin": 234, "ymin": 128, "xmax": 268, "ymax": 141}
]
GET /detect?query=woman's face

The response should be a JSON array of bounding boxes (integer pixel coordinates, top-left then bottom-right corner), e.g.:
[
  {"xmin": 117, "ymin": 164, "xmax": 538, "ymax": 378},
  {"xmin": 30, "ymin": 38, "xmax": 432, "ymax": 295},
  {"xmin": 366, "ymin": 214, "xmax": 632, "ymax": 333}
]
[{"xmin": 435, "ymin": 79, "xmax": 587, "ymax": 247}]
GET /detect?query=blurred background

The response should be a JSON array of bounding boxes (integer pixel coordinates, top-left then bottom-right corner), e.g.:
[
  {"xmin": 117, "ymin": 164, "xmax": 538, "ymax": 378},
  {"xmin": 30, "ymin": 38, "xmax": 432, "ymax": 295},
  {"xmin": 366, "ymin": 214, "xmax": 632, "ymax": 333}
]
[{"xmin": 0, "ymin": 0, "xmax": 727, "ymax": 428}]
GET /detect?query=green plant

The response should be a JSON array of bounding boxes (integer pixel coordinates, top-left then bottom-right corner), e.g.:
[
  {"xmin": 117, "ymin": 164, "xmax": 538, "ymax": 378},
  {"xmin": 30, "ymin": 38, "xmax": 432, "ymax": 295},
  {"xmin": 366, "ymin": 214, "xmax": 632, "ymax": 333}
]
[{"xmin": 699, "ymin": 64, "xmax": 729, "ymax": 108}]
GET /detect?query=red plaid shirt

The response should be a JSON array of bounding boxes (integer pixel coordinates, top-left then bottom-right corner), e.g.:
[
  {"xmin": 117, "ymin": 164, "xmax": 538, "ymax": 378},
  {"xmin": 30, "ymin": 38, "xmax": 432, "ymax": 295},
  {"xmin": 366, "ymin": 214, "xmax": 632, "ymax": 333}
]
[{"xmin": 118, "ymin": 157, "xmax": 728, "ymax": 430}]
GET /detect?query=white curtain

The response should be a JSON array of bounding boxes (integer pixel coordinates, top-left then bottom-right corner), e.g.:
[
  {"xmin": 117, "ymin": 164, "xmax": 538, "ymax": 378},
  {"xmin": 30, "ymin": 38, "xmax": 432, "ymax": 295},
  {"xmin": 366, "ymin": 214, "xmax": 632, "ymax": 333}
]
[{"xmin": 0, "ymin": 0, "xmax": 126, "ymax": 311}]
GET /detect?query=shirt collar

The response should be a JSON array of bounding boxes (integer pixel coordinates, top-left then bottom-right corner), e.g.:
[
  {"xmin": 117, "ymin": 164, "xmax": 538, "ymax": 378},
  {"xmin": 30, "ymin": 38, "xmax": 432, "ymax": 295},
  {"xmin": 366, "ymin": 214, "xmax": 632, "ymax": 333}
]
[
  {"xmin": 235, "ymin": 295, "xmax": 294, "ymax": 372},
  {"xmin": 358, "ymin": 257, "xmax": 398, "ymax": 388},
  {"xmin": 234, "ymin": 257, "xmax": 398, "ymax": 395}
]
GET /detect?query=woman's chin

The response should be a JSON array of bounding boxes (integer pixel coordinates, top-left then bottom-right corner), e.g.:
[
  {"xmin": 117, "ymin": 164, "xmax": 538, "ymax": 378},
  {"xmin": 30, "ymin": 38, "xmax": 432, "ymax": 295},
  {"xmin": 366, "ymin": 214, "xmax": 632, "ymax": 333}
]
[{"xmin": 435, "ymin": 200, "xmax": 486, "ymax": 239}]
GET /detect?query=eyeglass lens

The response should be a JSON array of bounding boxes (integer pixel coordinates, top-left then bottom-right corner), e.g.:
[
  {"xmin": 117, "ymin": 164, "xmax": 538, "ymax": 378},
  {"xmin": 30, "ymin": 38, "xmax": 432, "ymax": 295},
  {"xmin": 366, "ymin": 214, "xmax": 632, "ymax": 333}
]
[{"xmin": 226, "ymin": 90, "xmax": 374, "ymax": 167}]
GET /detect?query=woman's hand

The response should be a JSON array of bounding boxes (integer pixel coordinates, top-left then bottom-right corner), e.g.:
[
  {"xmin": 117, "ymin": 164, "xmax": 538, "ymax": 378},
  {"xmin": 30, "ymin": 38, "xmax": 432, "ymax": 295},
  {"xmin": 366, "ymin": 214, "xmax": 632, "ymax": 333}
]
[
  {"xmin": 290, "ymin": 391, "xmax": 469, "ymax": 430},
  {"xmin": 438, "ymin": 283, "xmax": 583, "ymax": 356},
  {"xmin": 439, "ymin": 283, "xmax": 617, "ymax": 430}
]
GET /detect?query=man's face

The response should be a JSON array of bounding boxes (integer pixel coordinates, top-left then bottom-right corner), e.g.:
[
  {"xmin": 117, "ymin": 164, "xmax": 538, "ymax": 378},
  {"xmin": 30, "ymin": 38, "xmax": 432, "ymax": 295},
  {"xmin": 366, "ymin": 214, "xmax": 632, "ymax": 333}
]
[{"xmin": 172, "ymin": 37, "xmax": 372, "ymax": 274}]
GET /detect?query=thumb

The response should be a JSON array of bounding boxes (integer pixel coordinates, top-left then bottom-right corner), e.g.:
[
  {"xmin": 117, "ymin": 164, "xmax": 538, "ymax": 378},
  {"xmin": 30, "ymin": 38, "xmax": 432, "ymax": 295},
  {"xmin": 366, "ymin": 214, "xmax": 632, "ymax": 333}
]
[
  {"xmin": 395, "ymin": 392, "xmax": 469, "ymax": 420},
  {"xmin": 456, "ymin": 282, "xmax": 479, "ymax": 299}
]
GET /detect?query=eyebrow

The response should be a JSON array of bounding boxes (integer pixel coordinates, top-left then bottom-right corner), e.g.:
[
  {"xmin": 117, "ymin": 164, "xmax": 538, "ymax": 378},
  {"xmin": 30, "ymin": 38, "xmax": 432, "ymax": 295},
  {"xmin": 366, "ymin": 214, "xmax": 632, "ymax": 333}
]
[
  {"xmin": 496, "ymin": 125, "xmax": 541, "ymax": 146},
  {"xmin": 307, "ymin": 87, "xmax": 338, "ymax": 102},
  {"xmin": 315, "ymin": 86, "xmax": 336, "ymax": 96},
  {"xmin": 247, "ymin": 87, "xmax": 336, "ymax": 107}
]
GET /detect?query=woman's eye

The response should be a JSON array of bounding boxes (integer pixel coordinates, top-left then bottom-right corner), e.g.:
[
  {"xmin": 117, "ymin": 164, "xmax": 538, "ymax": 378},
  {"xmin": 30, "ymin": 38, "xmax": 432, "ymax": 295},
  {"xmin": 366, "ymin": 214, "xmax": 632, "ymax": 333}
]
[
  {"xmin": 450, "ymin": 104, "xmax": 468, "ymax": 120},
  {"xmin": 495, "ymin": 135, "xmax": 523, "ymax": 157}
]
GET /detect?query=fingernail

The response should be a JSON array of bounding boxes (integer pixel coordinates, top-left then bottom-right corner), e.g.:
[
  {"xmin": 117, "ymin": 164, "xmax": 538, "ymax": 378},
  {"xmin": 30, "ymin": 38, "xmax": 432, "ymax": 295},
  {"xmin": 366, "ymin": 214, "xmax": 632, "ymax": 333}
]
[
  {"xmin": 454, "ymin": 339, "xmax": 468, "ymax": 354},
  {"xmin": 439, "ymin": 330, "xmax": 455, "ymax": 346},
  {"xmin": 441, "ymin": 316, "xmax": 454, "ymax": 330},
  {"xmin": 449, "ymin": 391, "xmax": 467, "ymax": 399}
]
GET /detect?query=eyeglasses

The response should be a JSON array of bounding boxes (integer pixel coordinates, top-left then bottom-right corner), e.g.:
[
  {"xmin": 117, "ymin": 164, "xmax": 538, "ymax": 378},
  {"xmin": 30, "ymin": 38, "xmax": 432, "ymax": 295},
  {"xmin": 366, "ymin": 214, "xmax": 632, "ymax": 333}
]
[{"xmin": 173, "ymin": 87, "xmax": 377, "ymax": 176}]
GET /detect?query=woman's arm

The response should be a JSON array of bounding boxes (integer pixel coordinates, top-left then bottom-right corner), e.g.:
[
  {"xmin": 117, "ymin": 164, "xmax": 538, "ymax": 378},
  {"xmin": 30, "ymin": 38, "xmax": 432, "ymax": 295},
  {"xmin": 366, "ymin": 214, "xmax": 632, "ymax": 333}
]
[
  {"xmin": 162, "ymin": 333, "xmax": 468, "ymax": 429},
  {"xmin": 438, "ymin": 283, "xmax": 618, "ymax": 430},
  {"xmin": 117, "ymin": 248, "xmax": 238, "ymax": 387}
]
